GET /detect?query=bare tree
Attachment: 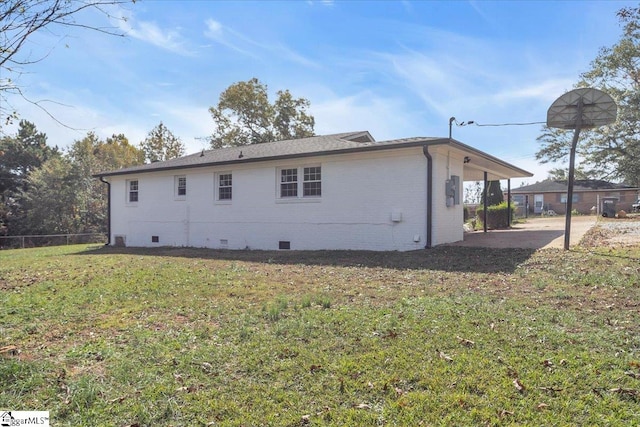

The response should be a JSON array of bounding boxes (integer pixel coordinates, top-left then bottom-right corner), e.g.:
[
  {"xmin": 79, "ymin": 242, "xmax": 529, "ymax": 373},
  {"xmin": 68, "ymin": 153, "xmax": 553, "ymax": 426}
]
[{"xmin": 1, "ymin": 0, "xmax": 135, "ymax": 126}]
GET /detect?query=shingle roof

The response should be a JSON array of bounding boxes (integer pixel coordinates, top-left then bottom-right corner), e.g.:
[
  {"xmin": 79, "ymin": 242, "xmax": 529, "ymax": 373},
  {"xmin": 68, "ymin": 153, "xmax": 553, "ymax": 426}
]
[
  {"xmin": 95, "ymin": 131, "xmax": 440, "ymax": 177},
  {"xmin": 514, "ymin": 179, "xmax": 637, "ymax": 193},
  {"xmin": 94, "ymin": 130, "xmax": 534, "ymax": 180}
]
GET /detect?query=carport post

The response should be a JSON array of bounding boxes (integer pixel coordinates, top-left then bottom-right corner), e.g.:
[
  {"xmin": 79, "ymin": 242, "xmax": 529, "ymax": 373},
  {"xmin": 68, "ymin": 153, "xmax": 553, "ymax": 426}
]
[
  {"xmin": 507, "ymin": 179, "xmax": 511, "ymax": 227},
  {"xmin": 483, "ymin": 171, "xmax": 488, "ymax": 233}
]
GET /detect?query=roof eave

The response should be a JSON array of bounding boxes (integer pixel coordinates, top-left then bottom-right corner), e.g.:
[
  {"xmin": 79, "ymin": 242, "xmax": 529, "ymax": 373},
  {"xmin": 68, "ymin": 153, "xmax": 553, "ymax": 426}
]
[
  {"xmin": 93, "ymin": 138, "xmax": 448, "ymax": 178},
  {"xmin": 93, "ymin": 137, "xmax": 533, "ymax": 181}
]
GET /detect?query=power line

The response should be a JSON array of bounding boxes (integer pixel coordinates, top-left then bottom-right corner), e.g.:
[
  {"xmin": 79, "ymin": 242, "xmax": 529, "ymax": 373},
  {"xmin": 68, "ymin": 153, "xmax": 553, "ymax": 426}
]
[{"xmin": 471, "ymin": 121, "xmax": 546, "ymax": 127}]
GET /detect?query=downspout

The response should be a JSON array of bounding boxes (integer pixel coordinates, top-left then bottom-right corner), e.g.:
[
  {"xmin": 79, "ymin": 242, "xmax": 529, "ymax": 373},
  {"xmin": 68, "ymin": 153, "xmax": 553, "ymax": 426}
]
[
  {"xmin": 99, "ymin": 176, "xmax": 111, "ymax": 246},
  {"xmin": 422, "ymin": 146, "xmax": 433, "ymax": 248}
]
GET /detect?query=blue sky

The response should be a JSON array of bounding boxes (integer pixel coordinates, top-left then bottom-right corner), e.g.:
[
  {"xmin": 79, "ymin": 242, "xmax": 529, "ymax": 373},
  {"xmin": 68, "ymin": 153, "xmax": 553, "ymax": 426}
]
[{"xmin": 3, "ymin": 0, "xmax": 636, "ymax": 186}]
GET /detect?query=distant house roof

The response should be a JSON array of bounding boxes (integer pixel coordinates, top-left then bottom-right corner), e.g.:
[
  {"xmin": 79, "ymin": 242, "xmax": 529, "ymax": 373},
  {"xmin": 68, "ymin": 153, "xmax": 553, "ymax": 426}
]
[
  {"xmin": 94, "ymin": 131, "xmax": 533, "ymax": 180},
  {"xmin": 514, "ymin": 179, "xmax": 638, "ymax": 193}
]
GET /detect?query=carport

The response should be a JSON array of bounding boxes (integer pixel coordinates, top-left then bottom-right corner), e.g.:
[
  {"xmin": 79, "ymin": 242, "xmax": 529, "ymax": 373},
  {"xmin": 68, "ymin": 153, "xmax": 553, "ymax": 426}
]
[
  {"xmin": 450, "ymin": 216, "xmax": 597, "ymax": 249},
  {"xmin": 442, "ymin": 138, "xmax": 534, "ymax": 232}
]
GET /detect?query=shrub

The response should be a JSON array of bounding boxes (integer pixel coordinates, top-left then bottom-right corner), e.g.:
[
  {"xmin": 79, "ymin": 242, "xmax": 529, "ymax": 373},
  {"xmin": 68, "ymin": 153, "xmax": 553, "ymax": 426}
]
[{"xmin": 476, "ymin": 202, "xmax": 515, "ymax": 229}]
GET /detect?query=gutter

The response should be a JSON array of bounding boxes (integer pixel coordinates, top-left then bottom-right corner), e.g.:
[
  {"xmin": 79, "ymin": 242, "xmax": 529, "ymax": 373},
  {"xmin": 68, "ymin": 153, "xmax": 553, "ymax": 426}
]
[
  {"xmin": 99, "ymin": 176, "xmax": 111, "ymax": 246},
  {"xmin": 422, "ymin": 146, "xmax": 433, "ymax": 248}
]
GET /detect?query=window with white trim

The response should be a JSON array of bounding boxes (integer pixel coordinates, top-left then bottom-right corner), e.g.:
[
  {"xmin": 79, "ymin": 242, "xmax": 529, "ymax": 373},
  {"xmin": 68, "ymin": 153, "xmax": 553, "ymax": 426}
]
[
  {"xmin": 217, "ymin": 172, "xmax": 232, "ymax": 201},
  {"xmin": 175, "ymin": 175, "xmax": 186, "ymax": 199},
  {"xmin": 280, "ymin": 168, "xmax": 298, "ymax": 197},
  {"xmin": 127, "ymin": 179, "xmax": 139, "ymax": 203},
  {"xmin": 278, "ymin": 166, "xmax": 321, "ymax": 199},
  {"xmin": 303, "ymin": 166, "xmax": 321, "ymax": 197}
]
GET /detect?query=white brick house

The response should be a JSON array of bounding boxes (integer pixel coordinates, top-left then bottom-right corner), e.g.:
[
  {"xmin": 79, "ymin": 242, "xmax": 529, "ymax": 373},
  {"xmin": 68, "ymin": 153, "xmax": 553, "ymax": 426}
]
[{"xmin": 95, "ymin": 132, "xmax": 531, "ymax": 251}]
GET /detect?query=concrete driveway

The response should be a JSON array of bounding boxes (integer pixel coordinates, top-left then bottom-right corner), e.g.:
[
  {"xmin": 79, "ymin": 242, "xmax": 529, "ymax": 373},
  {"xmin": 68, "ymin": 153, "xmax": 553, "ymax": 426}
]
[{"xmin": 450, "ymin": 216, "xmax": 597, "ymax": 249}]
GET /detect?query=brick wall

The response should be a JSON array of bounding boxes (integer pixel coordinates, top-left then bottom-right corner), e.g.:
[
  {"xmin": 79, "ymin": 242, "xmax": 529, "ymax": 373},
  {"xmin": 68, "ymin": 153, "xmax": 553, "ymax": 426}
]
[{"xmin": 108, "ymin": 147, "xmax": 444, "ymax": 251}]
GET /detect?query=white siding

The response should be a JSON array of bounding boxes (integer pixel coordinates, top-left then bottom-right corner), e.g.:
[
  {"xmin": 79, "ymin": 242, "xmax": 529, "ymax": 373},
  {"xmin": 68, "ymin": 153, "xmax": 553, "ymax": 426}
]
[
  {"xmin": 107, "ymin": 146, "xmax": 465, "ymax": 251},
  {"xmin": 429, "ymin": 147, "xmax": 465, "ymax": 246}
]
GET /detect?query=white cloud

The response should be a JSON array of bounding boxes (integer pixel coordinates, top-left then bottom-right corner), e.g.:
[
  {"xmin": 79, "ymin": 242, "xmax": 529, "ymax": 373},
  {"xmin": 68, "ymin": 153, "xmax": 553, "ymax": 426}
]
[
  {"xmin": 203, "ymin": 18, "xmax": 258, "ymax": 58},
  {"xmin": 492, "ymin": 79, "xmax": 576, "ymax": 104},
  {"xmin": 306, "ymin": 0, "xmax": 335, "ymax": 6},
  {"xmin": 203, "ymin": 17, "xmax": 318, "ymax": 67},
  {"xmin": 310, "ymin": 90, "xmax": 423, "ymax": 140},
  {"xmin": 143, "ymin": 101, "xmax": 215, "ymax": 154},
  {"xmin": 204, "ymin": 19, "xmax": 223, "ymax": 37},
  {"xmin": 117, "ymin": 13, "xmax": 193, "ymax": 56}
]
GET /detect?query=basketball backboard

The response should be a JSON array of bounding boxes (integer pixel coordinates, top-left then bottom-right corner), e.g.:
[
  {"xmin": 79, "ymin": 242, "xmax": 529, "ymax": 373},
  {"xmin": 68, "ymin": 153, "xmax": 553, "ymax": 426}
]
[{"xmin": 547, "ymin": 87, "xmax": 617, "ymax": 129}]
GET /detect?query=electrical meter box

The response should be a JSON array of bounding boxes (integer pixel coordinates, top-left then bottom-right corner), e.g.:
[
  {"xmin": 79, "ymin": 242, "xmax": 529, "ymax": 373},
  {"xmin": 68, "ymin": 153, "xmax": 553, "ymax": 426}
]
[{"xmin": 445, "ymin": 175, "xmax": 460, "ymax": 207}]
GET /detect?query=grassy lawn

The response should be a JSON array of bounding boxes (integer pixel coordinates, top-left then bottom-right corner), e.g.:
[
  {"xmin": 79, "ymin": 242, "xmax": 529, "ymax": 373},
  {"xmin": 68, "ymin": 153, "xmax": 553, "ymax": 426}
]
[{"xmin": 1, "ymin": 231, "xmax": 639, "ymax": 426}]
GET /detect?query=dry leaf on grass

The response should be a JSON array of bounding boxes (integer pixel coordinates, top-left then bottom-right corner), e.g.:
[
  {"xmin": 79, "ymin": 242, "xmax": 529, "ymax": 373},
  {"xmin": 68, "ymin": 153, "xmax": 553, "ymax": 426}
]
[
  {"xmin": 456, "ymin": 336, "xmax": 475, "ymax": 347},
  {"xmin": 513, "ymin": 378, "xmax": 526, "ymax": 393},
  {"xmin": 0, "ymin": 345, "xmax": 19, "ymax": 356},
  {"xmin": 354, "ymin": 403, "xmax": 371, "ymax": 410},
  {"xmin": 438, "ymin": 350, "xmax": 453, "ymax": 362}
]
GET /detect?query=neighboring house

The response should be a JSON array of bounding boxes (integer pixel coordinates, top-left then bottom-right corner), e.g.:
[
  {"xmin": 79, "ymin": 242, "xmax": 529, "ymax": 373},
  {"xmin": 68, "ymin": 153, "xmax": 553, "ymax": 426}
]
[
  {"xmin": 511, "ymin": 179, "xmax": 640, "ymax": 215},
  {"xmin": 95, "ymin": 131, "xmax": 532, "ymax": 251}
]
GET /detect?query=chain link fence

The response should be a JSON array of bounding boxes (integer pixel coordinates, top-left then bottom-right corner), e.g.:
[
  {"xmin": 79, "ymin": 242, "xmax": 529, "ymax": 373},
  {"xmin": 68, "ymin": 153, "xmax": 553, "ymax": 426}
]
[{"xmin": 0, "ymin": 233, "xmax": 107, "ymax": 249}]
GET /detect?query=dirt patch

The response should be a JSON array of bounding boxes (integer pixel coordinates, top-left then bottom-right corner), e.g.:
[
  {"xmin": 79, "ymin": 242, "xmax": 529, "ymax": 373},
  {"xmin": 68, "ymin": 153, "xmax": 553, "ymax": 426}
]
[{"xmin": 581, "ymin": 215, "xmax": 640, "ymax": 247}]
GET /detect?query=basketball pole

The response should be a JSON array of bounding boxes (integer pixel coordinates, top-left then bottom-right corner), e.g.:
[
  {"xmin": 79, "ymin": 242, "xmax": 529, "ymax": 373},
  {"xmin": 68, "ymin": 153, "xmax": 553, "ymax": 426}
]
[{"xmin": 564, "ymin": 98, "xmax": 584, "ymax": 251}]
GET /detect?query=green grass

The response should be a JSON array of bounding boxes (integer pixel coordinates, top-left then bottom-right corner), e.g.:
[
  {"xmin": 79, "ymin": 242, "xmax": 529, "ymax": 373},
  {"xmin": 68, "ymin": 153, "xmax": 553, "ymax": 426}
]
[{"xmin": 1, "ymin": 242, "xmax": 640, "ymax": 426}]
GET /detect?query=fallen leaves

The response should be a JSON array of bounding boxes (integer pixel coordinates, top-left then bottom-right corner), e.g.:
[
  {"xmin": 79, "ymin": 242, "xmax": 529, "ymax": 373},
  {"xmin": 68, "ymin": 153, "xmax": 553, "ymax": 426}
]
[
  {"xmin": 610, "ymin": 387, "xmax": 640, "ymax": 400},
  {"xmin": 513, "ymin": 378, "xmax": 526, "ymax": 393},
  {"xmin": 176, "ymin": 385, "xmax": 202, "ymax": 393},
  {"xmin": 353, "ymin": 403, "xmax": 371, "ymax": 410},
  {"xmin": 0, "ymin": 345, "xmax": 19, "ymax": 357},
  {"xmin": 456, "ymin": 336, "xmax": 475, "ymax": 347},
  {"xmin": 438, "ymin": 350, "xmax": 454, "ymax": 362}
]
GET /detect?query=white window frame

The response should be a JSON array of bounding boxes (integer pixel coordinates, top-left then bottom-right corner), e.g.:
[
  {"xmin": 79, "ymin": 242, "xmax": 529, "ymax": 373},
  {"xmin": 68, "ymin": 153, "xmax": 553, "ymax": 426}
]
[
  {"xmin": 276, "ymin": 165, "xmax": 321, "ymax": 202},
  {"xmin": 126, "ymin": 179, "xmax": 139, "ymax": 204},
  {"xmin": 279, "ymin": 167, "xmax": 299, "ymax": 198},
  {"xmin": 303, "ymin": 165, "xmax": 322, "ymax": 197},
  {"xmin": 175, "ymin": 175, "xmax": 186, "ymax": 200},
  {"xmin": 215, "ymin": 172, "xmax": 233, "ymax": 203}
]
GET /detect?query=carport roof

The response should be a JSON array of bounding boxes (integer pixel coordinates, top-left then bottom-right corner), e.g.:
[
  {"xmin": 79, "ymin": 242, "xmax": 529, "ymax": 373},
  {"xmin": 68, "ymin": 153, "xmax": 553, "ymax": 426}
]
[{"xmin": 94, "ymin": 131, "xmax": 533, "ymax": 180}]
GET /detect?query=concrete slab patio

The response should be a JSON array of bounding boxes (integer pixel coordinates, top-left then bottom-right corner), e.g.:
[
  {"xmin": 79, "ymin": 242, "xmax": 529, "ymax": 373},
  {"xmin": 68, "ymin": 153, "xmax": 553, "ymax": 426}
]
[{"xmin": 450, "ymin": 216, "xmax": 598, "ymax": 249}]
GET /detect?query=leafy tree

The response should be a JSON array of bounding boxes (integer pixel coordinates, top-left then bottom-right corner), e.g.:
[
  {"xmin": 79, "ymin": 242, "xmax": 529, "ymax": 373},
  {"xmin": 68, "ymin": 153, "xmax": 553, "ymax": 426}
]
[
  {"xmin": 208, "ymin": 78, "xmax": 315, "ymax": 148},
  {"xmin": 481, "ymin": 180, "xmax": 504, "ymax": 207},
  {"xmin": 67, "ymin": 132, "xmax": 144, "ymax": 233},
  {"xmin": 140, "ymin": 122, "xmax": 185, "ymax": 162},
  {"xmin": 0, "ymin": 120, "xmax": 59, "ymax": 233},
  {"xmin": 546, "ymin": 167, "xmax": 590, "ymax": 181},
  {"xmin": 1, "ymin": 0, "xmax": 136, "ymax": 126},
  {"xmin": 0, "ymin": 120, "xmax": 59, "ymax": 193},
  {"xmin": 536, "ymin": 5, "xmax": 640, "ymax": 186},
  {"xmin": 6, "ymin": 129, "xmax": 143, "ymax": 236},
  {"xmin": 273, "ymin": 89, "xmax": 315, "ymax": 142},
  {"xmin": 14, "ymin": 156, "xmax": 78, "ymax": 235},
  {"xmin": 100, "ymin": 134, "xmax": 145, "ymax": 170}
]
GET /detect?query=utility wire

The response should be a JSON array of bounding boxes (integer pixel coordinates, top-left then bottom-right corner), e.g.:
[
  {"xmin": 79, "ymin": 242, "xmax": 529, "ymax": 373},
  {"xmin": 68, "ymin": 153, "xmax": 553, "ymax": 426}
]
[{"xmin": 472, "ymin": 121, "xmax": 546, "ymax": 127}]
